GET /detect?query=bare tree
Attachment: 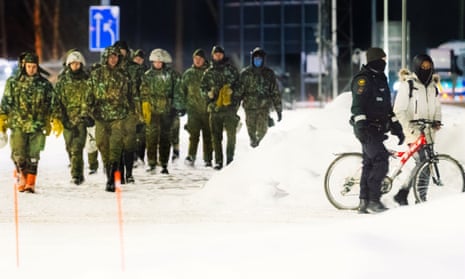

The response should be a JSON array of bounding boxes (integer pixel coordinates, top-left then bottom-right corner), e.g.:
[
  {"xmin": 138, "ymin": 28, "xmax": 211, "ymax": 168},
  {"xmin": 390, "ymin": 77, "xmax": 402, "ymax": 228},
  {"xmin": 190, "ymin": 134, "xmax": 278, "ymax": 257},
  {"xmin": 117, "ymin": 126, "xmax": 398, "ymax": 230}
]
[
  {"xmin": 33, "ymin": 0, "xmax": 43, "ymax": 61},
  {"xmin": 52, "ymin": 0, "xmax": 60, "ymax": 60}
]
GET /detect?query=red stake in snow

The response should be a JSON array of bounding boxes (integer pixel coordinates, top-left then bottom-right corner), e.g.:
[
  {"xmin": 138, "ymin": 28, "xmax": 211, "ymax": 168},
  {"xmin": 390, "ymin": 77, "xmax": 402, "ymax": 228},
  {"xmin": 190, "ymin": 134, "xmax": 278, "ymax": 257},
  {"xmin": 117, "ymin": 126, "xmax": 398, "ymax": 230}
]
[
  {"xmin": 114, "ymin": 170, "xmax": 125, "ymax": 272},
  {"xmin": 13, "ymin": 169, "xmax": 20, "ymax": 268}
]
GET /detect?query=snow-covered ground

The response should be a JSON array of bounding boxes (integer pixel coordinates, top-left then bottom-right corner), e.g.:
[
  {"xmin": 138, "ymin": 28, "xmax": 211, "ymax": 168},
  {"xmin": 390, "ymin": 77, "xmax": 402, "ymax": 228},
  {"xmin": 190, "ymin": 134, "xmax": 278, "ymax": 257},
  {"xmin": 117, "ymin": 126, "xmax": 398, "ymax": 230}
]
[{"xmin": 0, "ymin": 92, "xmax": 464, "ymax": 278}]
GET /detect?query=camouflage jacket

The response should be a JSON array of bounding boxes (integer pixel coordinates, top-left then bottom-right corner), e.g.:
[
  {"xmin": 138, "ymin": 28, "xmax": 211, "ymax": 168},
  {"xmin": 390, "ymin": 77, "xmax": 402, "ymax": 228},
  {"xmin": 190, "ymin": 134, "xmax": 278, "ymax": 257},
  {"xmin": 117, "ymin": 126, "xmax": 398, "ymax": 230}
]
[
  {"xmin": 140, "ymin": 66, "xmax": 182, "ymax": 115},
  {"xmin": 88, "ymin": 65, "xmax": 130, "ymax": 122},
  {"xmin": 180, "ymin": 63, "xmax": 209, "ymax": 114},
  {"xmin": 0, "ymin": 73, "xmax": 53, "ymax": 133},
  {"xmin": 238, "ymin": 65, "xmax": 282, "ymax": 112},
  {"xmin": 53, "ymin": 68, "xmax": 90, "ymax": 128},
  {"xmin": 200, "ymin": 59, "xmax": 239, "ymax": 113},
  {"xmin": 126, "ymin": 61, "xmax": 146, "ymax": 115}
]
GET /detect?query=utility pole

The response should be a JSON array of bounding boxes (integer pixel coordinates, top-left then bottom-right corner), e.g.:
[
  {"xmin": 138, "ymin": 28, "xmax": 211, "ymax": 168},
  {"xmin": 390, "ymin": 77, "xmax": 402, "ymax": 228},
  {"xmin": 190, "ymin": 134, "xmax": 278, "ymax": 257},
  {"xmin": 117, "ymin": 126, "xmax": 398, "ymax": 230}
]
[{"xmin": 175, "ymin": 0, "xmax": 183, "ymax": 72}]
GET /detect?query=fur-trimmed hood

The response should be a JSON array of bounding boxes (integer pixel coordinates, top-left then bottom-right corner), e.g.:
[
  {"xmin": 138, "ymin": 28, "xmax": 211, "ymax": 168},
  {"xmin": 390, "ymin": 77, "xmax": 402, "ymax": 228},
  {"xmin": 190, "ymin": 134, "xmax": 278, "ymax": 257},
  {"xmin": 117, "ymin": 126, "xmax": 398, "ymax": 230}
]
[{"xmin": 397, "ymin": 67, "xmax": 441, "ymax": 84}]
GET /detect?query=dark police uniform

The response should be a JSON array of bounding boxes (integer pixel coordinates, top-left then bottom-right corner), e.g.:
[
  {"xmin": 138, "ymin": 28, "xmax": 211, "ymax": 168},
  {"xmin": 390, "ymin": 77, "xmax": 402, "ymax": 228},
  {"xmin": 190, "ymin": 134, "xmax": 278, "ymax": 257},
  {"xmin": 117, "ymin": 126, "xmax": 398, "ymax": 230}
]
[{"xmin": 351, "ymin": 63, "xmax": 403, "ymax": 213}]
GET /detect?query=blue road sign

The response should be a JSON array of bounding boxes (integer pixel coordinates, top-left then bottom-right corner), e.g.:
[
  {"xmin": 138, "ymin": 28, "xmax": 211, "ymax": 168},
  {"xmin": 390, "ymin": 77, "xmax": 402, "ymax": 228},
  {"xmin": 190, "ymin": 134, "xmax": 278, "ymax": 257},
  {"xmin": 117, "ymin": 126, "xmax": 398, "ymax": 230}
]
[{"xmin": 89, "ymin": 6, "xmax": 120, "ymax": 52}]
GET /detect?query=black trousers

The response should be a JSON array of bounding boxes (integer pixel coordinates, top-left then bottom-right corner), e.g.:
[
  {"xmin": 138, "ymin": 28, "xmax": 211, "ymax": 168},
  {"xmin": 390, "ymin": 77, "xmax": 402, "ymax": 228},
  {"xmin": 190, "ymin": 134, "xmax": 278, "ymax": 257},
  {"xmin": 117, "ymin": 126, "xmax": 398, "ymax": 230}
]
[{"xmin": 360, "ymin": 139, "xmax": 390, "ymax": 201}]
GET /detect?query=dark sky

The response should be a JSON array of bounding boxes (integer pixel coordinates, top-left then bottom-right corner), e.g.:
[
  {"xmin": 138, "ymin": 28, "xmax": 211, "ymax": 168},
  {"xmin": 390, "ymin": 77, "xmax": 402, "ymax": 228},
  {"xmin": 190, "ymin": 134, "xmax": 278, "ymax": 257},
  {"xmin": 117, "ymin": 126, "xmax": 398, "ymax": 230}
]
[
  {"xmin": 351, "ymin": 0, "xmax": 462, "ymax": 55},
  {"xmin": 2, "ymin": 0, "xmax": 463, "ymax": 67}
]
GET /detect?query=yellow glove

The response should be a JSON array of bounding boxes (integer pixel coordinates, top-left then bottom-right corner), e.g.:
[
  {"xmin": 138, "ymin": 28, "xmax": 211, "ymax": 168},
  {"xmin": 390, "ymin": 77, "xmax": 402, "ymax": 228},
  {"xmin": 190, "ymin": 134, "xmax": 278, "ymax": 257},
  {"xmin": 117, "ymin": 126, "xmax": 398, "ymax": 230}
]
[
  {"xmin": 51, "ymin": 118, "xmax": 64, "ymax": 137},
  {"xmin": 142, "ymin": 102, "xmax": 152, "ymax": 124},
  {"xmin": 0, "ymin": 114, "xmax": 7, "ymax": 133},
  {"xmin": 219, "ymin": 84, "xmax": 233, "ymax": 106},
  {"xmin": 215, "ymin": 88, "xmax": 224, "ymax": 107}
]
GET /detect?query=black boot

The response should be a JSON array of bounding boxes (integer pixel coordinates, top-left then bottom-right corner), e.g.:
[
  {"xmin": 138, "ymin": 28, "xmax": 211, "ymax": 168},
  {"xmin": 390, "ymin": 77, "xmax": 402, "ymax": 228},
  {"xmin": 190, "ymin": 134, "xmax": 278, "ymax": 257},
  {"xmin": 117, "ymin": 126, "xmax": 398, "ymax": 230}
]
[
  {"xmin": 358, "ymin": 199, "xmax": 369, "ymax": 214},
  {"xmin": 125, "ymin": 151, "xmax": 135, "ymax": 183},
  {"xmin": 366, "ymin": 200, "xmax": 388, "ymax": 213},
  {"xmin": 105, "ymin": 163, "xmax": 117, "ymax": 192},
  {"xmin": 394, "ymin": 188, "xmax": 409, "ymax": 206}
]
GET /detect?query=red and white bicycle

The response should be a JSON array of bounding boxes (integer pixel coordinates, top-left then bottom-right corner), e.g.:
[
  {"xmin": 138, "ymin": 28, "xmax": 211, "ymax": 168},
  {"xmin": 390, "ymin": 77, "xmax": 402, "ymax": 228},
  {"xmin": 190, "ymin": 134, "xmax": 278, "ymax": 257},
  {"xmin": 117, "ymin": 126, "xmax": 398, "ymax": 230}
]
[{"xmin": 324, "ymin": 119, "xmax": 465, "ymax": 210}]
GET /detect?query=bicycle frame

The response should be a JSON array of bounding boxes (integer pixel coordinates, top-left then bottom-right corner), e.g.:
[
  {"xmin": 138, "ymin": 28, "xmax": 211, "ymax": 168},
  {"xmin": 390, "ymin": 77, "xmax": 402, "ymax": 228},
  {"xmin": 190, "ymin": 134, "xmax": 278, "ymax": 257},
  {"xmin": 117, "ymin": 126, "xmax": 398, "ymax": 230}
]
[{"xmin": 389, "ymin": 132, "xmax": 427, "ymax": 180}]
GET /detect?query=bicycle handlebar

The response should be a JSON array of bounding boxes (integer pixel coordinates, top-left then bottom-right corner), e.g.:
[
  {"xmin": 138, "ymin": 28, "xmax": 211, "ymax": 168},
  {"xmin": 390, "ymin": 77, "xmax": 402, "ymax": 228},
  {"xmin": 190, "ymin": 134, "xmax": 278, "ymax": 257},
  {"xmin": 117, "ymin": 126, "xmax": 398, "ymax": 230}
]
[{"xmin": 409, "ymin": 119, "xmax": 442, "ymax": 129}]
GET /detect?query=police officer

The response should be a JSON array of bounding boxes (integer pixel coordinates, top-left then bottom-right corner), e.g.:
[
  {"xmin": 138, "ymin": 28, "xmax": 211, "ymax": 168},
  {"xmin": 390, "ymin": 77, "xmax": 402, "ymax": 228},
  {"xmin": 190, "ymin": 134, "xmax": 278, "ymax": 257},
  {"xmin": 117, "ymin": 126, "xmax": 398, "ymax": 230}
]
[
  {"xmin": 238, "ymin": 47, "xmax": 282, "ymax": 147},
  {"xmin": 351, "ymin": 47, "xmax": 405, "ymax": 213},
  {"xmin": 0, "ymin": 52, "xmax": 53, "ymax": 193}
]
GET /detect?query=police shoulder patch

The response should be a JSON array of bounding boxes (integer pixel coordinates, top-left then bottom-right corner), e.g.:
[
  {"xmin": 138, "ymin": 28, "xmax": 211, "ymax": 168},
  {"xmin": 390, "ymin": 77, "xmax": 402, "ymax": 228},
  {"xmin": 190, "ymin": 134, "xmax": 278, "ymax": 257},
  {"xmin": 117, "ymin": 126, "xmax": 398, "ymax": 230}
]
[{"xmin": 355, "ymin": 77, "xmax": 367, "ymax": 94}]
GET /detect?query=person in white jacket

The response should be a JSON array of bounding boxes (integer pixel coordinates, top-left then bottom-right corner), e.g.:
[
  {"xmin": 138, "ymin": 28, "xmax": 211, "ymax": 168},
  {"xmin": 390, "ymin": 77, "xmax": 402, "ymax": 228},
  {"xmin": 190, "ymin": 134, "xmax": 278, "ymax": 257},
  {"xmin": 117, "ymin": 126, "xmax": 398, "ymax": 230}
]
[{"xmin": 393, "ymin": 54, "xmax": 442, "ymax": 205}]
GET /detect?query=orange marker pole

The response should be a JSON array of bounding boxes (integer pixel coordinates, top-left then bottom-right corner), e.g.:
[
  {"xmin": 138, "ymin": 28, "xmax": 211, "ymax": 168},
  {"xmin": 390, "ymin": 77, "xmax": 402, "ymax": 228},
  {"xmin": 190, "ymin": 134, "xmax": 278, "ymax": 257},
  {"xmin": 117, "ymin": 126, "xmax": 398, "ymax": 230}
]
[
  {"xmin": 114, "ymin": 170, "xmax": 125, "ymax": 272},
  {"xmin": 13, "ymin": 170, "xmax": 20, "ymax": 268}
]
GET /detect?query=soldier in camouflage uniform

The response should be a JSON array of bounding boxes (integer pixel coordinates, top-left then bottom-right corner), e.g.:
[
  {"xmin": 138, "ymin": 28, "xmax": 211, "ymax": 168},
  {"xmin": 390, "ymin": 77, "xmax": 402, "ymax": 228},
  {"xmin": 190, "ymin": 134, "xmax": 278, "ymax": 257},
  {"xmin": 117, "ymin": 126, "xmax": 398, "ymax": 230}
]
[
  {"xmin": 140, "ymin": 48, "xmax": 183, "ymax": 174},
  {"xmin": 52, "ymin": 50, "xmax": 91, "ymax": 185},
  {"xmin": 0, "ymin": 52, "xmax": 53, "ymax": 193},
  {"xmin": 114, "ymin": 41, "xmax": 143, "ymax": 184},
  {"xmin": 238, "ymin": 47, "xmax": 282, "ymax": 147},
  {"xmin": 88, "ymin": 46, "xmax": 130, "ymax": 192},
  {"xmin": 180, "ymin": 48, "xmax": 212, "ymax": 167},
  {"xmin": 200, "ymin": 46, "xmax": 240, "ymax": 170},
  {"xmin": 132, "ymin": 49, "xmax": 149, "ymax": 165}
]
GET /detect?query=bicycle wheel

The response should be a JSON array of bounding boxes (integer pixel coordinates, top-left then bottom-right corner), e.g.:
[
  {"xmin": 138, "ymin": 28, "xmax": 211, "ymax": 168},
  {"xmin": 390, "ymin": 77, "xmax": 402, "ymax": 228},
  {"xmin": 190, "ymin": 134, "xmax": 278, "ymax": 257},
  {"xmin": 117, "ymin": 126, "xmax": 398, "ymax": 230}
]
[
  {"xmin": 412, "ymin": 154, "xmax": 465, "ymax": 203},
  {"xmin": 324, "ymin": 153, "xmax": 363, "ymax": 210}
]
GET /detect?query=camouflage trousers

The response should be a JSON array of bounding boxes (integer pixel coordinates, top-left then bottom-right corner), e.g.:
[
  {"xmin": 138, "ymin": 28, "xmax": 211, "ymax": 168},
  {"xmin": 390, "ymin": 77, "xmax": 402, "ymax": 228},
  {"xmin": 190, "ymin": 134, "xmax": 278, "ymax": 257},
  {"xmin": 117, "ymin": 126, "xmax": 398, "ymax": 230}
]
[
  {"xmin": 170, "ymin": 115, "xmax": 180, "ymax": 152},
  {"xmin": 95, "ymin": 119, "xmax": 125, "ymax": 167},
  {"xmin": 146, "ymin": 113, "xmax": 172, "ymax": 168},
  {"xmin": 209, "ymin": 111, "xmax": 239, "ymax": 165},
  {"xmin": 10, "ymin": 128, "xmax": 46, "ymax": 175},
  {"xmin": 244, "ymin": 108, "xmax": 270, "ymax": 147},
  {"xmin": 186, "ymin": 111, "xmax": 212, "ymax": 163},
  {"xmin": 63, "ymin": 123, "xmax": 87, "ymax": 179}
]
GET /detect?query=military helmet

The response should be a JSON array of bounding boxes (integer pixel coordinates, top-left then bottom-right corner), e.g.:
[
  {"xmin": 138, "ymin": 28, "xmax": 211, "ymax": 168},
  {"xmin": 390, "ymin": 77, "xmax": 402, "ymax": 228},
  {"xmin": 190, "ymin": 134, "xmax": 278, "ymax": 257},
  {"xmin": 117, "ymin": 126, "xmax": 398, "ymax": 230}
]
[
  {"xmin": 133, "ymin": 49, "xmax": 145, "ymax": 59},
  {"xmin": 211, "ymin": 45, "xmax": 225, "ymax": 56},
  {"xmin": 23, "ymin": 52, "xmax": 39, "ymax": 64},
  {"xmin": 251, "ymin": 47, "xmax": 266, "ymax": 57},
  {"xmin": 149, "ymin": 48, "xmax": 172, "ymax": 63},
  {"xmin": 66, "ymin": 51, "xmax": 86, "ymax": 66}
]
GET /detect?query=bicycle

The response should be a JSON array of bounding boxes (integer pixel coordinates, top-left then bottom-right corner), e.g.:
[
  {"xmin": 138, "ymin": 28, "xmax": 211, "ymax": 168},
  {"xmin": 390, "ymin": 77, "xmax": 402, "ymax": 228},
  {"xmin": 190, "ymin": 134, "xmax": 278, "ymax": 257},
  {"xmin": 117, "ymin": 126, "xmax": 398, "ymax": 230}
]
[{"xmin": 324, "ymin": 119, "xmax": 465, "ymax": 210}]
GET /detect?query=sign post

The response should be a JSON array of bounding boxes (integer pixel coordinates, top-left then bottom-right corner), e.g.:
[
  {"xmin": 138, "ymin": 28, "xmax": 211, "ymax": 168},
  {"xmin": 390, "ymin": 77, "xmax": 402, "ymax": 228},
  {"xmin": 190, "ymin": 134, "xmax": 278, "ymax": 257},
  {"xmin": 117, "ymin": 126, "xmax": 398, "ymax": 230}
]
[{"xmin": 89, "ymin": 6, "xmax": 120, "ymax": 52}]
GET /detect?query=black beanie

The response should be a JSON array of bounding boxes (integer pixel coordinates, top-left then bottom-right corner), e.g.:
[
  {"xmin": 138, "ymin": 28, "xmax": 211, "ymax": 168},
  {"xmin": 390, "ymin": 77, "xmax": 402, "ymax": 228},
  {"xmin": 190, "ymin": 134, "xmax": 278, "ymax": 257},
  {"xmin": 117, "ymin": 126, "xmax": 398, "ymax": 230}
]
[
  {"xmin": 366, "ymin": 47, "xmax": 386, "ymax": 63},
  {"xmin": 193, "ymin": 48, "xmax": 206, "ymax": 60}
]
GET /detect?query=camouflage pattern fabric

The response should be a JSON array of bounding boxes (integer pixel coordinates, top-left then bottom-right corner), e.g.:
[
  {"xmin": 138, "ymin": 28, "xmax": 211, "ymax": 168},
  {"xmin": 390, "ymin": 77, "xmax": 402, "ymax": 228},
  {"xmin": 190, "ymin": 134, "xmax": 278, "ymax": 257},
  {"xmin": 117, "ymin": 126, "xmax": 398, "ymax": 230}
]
[
  {"xmin": 180, "ymin": 62, "xmax": 212, "ymax": 163},
  {"xmin": 53, "ymin": 67, "xmax": 91, "ymax": 180},
  {"xmin": 200, "ymin": 59, "xmax": 239, "ymax": 166},
  {"xmin": 0, "ymin": 72, "xmax": 53, "ymax": 175},
  {"xmin": 140, "ymin": 65, "xmax": 182, "ymax": 168},
  {"xmin": 238, "ymin": 65, "xmax": 282, "ymax": 146}
]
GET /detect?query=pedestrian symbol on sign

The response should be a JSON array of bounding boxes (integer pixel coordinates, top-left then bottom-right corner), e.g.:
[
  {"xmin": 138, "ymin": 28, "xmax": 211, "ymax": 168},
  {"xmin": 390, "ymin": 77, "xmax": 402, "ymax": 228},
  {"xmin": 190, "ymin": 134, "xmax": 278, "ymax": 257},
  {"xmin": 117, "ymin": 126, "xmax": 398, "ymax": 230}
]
[{"xmin": 89, "ymin": 6, "xmax": 120, "ymax": 52}]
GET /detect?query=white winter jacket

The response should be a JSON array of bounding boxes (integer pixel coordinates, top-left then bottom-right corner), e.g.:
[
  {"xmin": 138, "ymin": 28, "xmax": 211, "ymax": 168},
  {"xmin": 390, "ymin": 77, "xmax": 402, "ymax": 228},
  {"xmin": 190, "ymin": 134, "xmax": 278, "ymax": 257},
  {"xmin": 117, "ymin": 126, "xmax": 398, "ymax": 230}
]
[{"xmin": 393, "ymin": 71, "xmax": 442, "ymax": 144}]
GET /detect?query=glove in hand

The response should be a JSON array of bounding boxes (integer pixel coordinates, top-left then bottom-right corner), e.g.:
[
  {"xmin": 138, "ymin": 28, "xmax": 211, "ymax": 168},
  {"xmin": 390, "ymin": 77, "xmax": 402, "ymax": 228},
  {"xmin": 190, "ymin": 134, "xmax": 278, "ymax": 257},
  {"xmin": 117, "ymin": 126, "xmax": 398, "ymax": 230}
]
[
  {"xmin": 51, "ymin": 118, "xmax": 64, "ymax": 138},
  {"xmin": 142, "ymin": 102, "xmax": 151, "ymax": 124},
  {"xmin": 0, "ymin": 114, "xmax": 7, "ymax": 133}
]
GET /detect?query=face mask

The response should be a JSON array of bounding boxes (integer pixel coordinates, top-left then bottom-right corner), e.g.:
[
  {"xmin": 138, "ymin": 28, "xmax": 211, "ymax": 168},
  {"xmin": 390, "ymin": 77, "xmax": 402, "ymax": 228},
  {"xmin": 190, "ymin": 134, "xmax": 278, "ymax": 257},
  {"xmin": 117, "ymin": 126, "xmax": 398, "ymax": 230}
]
[
  {"xmin": 253, "ymin": 57, "xmax": 263, "ymax": 68},
  {"xmin": 367, "ymin": 59, "xmax": 386, "ymax": 73},
  {"xmin": 417, "ymin": 69, "xmax": 432, "ymax": 85}
]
